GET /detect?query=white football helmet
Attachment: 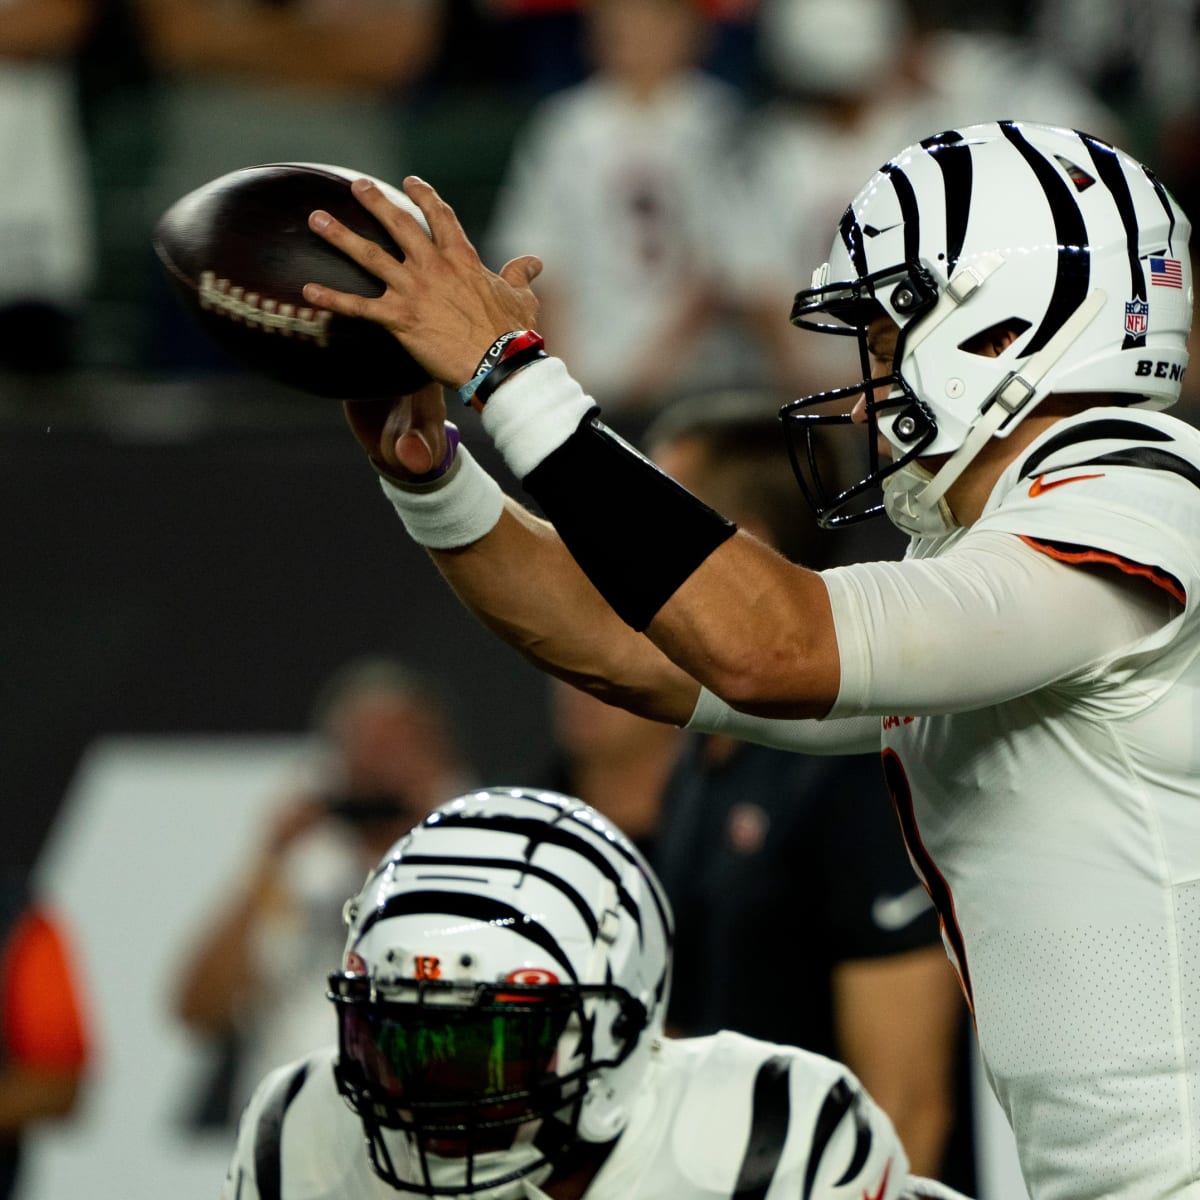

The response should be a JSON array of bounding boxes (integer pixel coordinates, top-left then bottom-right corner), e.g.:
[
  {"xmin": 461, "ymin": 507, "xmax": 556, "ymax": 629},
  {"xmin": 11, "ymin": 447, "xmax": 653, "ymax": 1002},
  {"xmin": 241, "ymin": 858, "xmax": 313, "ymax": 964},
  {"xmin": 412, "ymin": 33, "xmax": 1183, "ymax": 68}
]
[
  {"xmin": 328, "ymin": 787, "xmax": 673, "ymax": 1198},
  {"xmin": 782, "ymin": 120, "xmax": 1194, "ymax": 535}
]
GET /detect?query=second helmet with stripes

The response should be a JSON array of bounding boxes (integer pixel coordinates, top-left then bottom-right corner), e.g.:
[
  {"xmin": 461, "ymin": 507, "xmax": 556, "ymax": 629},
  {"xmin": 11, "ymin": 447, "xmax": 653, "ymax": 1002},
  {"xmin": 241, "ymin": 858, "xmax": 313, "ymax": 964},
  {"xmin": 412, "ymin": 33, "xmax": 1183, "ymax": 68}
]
[
  {"xmin": 327, "ymin": 787, "xmax": 673, "ymax": 1198},
  {"xmin": 782, "ymin": 119, "xmax": 1193, "ymax": 535}
]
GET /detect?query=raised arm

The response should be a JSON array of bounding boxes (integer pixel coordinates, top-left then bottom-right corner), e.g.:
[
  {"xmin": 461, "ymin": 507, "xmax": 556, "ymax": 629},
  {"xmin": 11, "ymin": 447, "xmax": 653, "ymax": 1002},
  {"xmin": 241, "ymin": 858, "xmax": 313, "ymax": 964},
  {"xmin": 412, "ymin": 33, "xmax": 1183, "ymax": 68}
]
[
  {"xmin": 434, "ymin": 501, "xmax": 703, "ymax": 724},
  {"xmin": 303, "ymin": 176, "xmax": 842, "ymax": 723},
  {"xmin": 342, "ymin": 383, "xmax": 701, "ymax": 726}
]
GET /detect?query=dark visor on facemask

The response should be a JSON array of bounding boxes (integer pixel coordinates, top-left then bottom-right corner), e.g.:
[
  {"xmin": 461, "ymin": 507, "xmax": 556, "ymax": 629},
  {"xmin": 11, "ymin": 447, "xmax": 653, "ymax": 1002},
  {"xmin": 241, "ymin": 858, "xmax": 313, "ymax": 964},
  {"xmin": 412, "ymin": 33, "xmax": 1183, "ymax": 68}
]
[{"xmin": 329, "ymin": 976, "xmax": 573, "ymax": 1108}]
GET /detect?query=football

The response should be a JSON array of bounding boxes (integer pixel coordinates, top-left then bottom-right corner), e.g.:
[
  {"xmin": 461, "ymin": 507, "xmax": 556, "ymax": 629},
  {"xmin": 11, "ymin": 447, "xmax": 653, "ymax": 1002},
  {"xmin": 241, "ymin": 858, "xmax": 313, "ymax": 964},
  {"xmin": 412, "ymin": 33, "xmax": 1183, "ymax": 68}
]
[{"xmin": 152, "ymin": 163, "xmax": 431, "ymax": 399}]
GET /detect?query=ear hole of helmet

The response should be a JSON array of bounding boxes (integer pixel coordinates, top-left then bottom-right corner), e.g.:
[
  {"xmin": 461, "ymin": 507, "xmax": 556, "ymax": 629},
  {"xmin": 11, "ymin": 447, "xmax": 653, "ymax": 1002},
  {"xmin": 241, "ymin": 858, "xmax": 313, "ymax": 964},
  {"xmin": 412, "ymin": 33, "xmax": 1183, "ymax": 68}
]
[
  {"xmin": 957, "ymin": 317, "xmax": 1032, "ymax": 358},
  {"xmin": 609, "ymin": 996, "xmax": 648, "ymax": 1050}
]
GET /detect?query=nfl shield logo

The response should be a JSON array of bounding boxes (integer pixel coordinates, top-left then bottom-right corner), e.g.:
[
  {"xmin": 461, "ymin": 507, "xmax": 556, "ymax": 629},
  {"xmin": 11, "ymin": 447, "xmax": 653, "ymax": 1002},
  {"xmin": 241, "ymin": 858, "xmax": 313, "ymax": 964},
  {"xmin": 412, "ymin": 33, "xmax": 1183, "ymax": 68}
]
[{"xmin": 1125, "ymin": 299, "xmax": 1149, "ymax": 336}]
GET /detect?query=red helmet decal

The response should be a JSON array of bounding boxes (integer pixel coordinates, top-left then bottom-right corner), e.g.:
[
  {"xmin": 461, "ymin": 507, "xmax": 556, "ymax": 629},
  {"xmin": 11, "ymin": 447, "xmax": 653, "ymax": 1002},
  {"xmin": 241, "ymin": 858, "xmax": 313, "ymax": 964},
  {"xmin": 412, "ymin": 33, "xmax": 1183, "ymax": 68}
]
[
  {"xmin": 505, "ymin": 968, "xmax": 560, "ymax": 986},
  {"xmin": 413, "ymin": 955, "xmax": 442, "ymax": 980}
]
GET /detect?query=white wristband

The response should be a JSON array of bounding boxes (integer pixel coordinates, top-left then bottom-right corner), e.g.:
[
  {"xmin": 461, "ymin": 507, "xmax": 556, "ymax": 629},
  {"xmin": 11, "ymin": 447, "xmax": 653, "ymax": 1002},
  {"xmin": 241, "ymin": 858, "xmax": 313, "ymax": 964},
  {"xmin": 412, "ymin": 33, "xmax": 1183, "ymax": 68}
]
[
  {"xmin": 379, "ymin": 445, "xmax": 505, "ymax": 549},
  {"xmin": 479, "ymin": 356, "xmax": 596, "ymax": 480}
]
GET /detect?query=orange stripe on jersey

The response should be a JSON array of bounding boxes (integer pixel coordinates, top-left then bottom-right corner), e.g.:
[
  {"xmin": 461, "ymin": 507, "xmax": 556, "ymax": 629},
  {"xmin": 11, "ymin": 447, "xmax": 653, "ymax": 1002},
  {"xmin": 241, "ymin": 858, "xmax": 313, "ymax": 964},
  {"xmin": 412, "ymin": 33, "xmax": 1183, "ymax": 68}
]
[
  {"xmin": 1019, "ymin": 536, "xmax": 1187, "ymax": 605},
  {"xmin": 2, "ymin": 909, "xmax": 91, "ymax": 1070},
  {"xmin": 1027, "ymin": 471, "xmax": 1105, "ymax": 497},
  {"xmin": 882, "ymin": 749, "xmax": 975, "ymax": 1017}
]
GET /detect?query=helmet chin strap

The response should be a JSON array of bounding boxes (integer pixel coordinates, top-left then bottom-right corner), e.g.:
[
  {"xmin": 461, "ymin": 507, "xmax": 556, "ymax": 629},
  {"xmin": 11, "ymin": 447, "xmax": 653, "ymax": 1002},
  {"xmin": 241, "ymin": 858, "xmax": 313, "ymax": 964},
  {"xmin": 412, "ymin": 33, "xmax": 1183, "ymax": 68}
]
[
  {"xmin": 901, "ymin": 286, "xmax": 1109, "ymax": 531},
  {"xmin": 379, "ymin": 1127, "xmax": 553, "ymax": 1200}
]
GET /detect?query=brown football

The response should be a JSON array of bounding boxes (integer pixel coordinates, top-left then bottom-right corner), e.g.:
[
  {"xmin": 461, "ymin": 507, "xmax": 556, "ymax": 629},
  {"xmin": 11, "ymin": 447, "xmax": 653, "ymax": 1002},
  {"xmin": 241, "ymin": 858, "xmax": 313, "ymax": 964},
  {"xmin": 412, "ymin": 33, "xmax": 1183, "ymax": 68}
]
[{"xmin": 152, "ymin": 163, "xmax": 431, "ymax": 399}]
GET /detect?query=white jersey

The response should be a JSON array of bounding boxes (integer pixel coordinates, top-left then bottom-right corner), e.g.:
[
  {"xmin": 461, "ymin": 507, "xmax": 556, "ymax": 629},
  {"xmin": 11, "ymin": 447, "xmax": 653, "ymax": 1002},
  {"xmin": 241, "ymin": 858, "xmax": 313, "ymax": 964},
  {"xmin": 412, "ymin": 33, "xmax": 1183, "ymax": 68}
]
[
  {"xmin": 486, "ymin": 72, "xmax": 747, "ymax": 407},
  {"xmin": 221, "ymin": 1031, "xmax": 961, "ymax": 1200},
  {"xmin": 692, "ymin": 408, "xmax": 1200, "ymax": 1200}
]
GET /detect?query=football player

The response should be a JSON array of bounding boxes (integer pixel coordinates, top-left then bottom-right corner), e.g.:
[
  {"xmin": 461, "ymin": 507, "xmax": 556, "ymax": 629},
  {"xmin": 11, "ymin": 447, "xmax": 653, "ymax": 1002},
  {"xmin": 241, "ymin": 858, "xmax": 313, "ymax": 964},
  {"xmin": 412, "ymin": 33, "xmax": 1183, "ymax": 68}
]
[
  {"xmin": 300, "ymin": 121, "xmax": 1200, "ymax": 1198},
  {"xmin": 221, "ymin": 787, "xmax": 968, "ymax": 1200}
]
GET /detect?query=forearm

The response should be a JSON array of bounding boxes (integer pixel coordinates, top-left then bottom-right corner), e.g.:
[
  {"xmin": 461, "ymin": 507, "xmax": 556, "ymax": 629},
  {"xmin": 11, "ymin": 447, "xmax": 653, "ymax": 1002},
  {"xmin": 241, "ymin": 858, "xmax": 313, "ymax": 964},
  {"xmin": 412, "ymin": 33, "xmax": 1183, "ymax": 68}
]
[
  {"xmin": 429, "ymin": 497, "xmax": 701, "ymax": 726},
  {"xmin": 305, "ymin": 182, "xmax": 840, "ymax": 718},
  {"xmin": 834, "ymin": 949, "xmax": 962, "ymax": 1178},
  {"xmin": 474, "ymin": 359, "xmax": 841, "ymax": 717},
  {"xmin": 173, "ymin": 871, "xmax": 277, "ymax": 1033},
  {"xmin": 645, "ymin": 533, "xmax": 840, "ymax": 718}
]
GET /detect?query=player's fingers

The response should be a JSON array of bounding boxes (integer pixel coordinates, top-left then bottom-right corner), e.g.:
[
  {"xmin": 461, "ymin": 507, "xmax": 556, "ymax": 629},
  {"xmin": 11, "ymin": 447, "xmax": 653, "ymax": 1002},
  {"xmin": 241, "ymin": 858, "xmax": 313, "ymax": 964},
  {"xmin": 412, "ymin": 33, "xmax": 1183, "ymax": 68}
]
[
  {"xmin": 401, "ymin": 175, "xmax": 475, "ymax": 256},
  {"xmin": 394, "ymin": 428, "xmax": 437, "ymax": 475},
  {"xmin": 300, "ymin": 274, "xmax": 377, "ymax": 321},
  {"xmin": 342, "ymin": 395, "xmax": 394, "ymax": 449},
  {"xmin": 499, "ymin": 255, "xmax": 543, "ymax": 287},
  {"xmin": 385, "ymin": 386, "xmax": 449, "ymax": 475},
  {"xmin": 307, "ymin": 209, "xmax": 404, "ymax": 293},
  {"xmin": 407, "ymin": 379, "xmax": 448, "ymax": 426},
  {"xmin": 348, "ymin": 177, "xmax": 437, "ymax": 263}
]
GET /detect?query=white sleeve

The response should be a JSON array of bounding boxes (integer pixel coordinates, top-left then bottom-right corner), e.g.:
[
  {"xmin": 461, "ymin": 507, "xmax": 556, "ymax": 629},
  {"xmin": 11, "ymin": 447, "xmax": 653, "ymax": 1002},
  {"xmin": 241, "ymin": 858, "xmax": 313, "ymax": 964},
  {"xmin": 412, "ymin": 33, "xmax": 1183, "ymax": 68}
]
[
  {"xmin": 824, "ymin": 529, "xmax": 1178, "ymax": 718},
  {"xmin": 785, "ymin": 1056, "xmax": 911, "ymax": 1200},
  {"xmin": 221, "ymin": 1084, "xmax": 265, "ymax": 1200},
  {"xmin": 685, "ymin": 685, "xmax": 881, "ymax": 754},
  {"xmin": 219, "ymin": 1056, "xmax": 314, "ymax": 1200}
]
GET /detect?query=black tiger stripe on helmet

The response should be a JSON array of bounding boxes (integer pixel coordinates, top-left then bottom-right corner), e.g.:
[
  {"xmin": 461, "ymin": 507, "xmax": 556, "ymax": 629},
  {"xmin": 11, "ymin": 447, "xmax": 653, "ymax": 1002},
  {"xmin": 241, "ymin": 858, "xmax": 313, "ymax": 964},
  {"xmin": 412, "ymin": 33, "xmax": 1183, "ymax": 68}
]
[
  {"xmin": 997, "ymin": 121, "xmax": 1092, "ymax": 355},
  {"xmin": 1079, "ymin": 131, "xmax": 1148, "ymax": 353},
  {"xmin": 782, "ymin": 120, "xmax": 1192, "ymax": 532}
]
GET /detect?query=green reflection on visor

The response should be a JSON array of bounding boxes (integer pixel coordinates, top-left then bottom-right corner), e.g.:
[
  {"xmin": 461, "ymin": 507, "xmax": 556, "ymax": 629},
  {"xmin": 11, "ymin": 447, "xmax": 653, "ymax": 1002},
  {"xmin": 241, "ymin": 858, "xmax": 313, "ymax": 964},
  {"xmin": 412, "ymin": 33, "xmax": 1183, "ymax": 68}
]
[{"xmin": 347, "ymin": 1002, "xmax": 569, "ymax": 1102}]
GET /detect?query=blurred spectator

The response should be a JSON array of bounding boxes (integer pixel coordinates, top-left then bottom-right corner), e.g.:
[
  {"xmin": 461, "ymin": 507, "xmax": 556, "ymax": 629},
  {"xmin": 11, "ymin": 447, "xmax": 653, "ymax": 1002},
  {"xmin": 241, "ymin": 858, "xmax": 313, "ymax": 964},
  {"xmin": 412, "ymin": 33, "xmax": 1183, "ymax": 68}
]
[
  {"xmin": 0, "ymin": 0, "xmax": 98, "ymax": 372},
  {"xmin": 539, "ymin": 677, "xmax": 680, "ymax": 859},
  {"xmin": 727, "ymin": 0, "xmax": 1122, "ymax": 396},
  {"xmin": 171, "ymin": 656, "xmax": 472, "ymax": 1126},
  {"xmin": 0, "ymin": 869, "xmax": 91, "ymax": 1199},
  {"xmin": 136, "ymin": 0, "xmax": 443, "ymax": 95},
  {"xmin": 1034, "ymin": 0, "xmax": 1200, "ymax": 429},
  {"xmin": 642, "ymin": 391, "xmax": 971, "ymax": 1186},
  {"xmin": 1029, "ymin": 0, "xmax": 1200, "ymax": 383},
  {"xmin": 473, "ymin": 0, "xmax": 590, "ymax": 98},
  {"xmin": 486, "ymin": 0, "xmax": 752, "ymax": 413},
  {"xmin": 472, "ymin": 0, "xmax": 762, "ymax": 98},
  {"xmin": 135, "ymin": 0, "xmax": 446, "ymax": 373},
  {"xmin": 1029, "ymin": 0, "xmax": 1198, "ymax": 144}
]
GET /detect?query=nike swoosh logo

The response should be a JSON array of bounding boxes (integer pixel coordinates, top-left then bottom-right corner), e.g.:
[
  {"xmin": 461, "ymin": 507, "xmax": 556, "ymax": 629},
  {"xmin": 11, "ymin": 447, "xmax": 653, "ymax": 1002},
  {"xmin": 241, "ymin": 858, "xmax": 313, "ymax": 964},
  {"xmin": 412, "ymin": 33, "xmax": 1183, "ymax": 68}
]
[
  {"xmin": 871, "ymin": 885, "xmax": 931, "ymax": 931},
  {"xmin": 1028, "ymin": 471, "xmax": 1105, "ymax": 497},
  {"xmin": 863, "ymin": 1159, "xmax": 893, "ymax": 1200}
]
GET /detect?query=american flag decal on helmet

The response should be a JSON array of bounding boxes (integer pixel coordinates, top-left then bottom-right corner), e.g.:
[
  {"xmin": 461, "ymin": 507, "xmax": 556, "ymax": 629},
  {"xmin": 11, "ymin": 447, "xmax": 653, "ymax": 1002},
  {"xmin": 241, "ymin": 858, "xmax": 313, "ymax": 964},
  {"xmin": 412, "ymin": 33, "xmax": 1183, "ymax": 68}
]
[{"xmin": 1150, "ymin": 256, "xmax": 1184, "ymax": 288}]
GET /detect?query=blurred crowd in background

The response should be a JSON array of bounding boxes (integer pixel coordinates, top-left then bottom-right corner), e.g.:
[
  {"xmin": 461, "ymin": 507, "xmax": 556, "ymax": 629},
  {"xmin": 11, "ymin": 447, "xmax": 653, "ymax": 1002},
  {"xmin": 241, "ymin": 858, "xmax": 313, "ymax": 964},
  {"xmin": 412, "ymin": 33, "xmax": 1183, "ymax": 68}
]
[
  {"xmin": 5, "ymin": 1, "xmax": 1200, "ymax": 1196},
  {"xmin": 4, "ymin": 0, "xmax": 1200, "ymax": 421}
]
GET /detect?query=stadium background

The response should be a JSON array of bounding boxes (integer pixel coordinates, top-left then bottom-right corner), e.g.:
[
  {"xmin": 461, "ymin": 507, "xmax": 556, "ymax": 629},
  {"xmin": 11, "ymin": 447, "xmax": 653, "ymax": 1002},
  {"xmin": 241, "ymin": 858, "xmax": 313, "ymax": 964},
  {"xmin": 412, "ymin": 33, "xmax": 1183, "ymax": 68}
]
[{"xmin": 4, "ymin": 0, "xmax": 1187, "ymax": 1195}]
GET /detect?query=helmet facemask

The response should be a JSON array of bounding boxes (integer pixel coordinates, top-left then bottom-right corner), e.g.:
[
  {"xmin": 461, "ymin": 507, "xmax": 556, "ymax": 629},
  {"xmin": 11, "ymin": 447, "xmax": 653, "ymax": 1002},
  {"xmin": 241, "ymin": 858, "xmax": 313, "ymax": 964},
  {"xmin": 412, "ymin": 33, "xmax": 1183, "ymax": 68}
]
[
  {"xmin": 782, "ymin": 261, "xmax": 941, "ymax": 528},
  {"xmin": 330, "ymin": 975, "xmax": 647, "ymax": 1196}
]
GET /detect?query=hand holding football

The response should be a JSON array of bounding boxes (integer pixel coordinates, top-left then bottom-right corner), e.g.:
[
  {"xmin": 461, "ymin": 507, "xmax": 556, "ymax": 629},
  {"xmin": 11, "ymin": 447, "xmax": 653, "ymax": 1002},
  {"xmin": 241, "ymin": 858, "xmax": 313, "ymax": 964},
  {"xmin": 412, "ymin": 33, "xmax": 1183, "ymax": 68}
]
[{"xmin": 152, "ymin": 163, "xmax": 432, "ymax": 399}]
